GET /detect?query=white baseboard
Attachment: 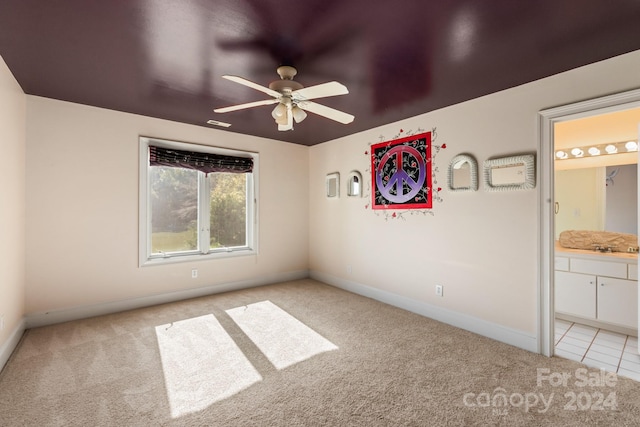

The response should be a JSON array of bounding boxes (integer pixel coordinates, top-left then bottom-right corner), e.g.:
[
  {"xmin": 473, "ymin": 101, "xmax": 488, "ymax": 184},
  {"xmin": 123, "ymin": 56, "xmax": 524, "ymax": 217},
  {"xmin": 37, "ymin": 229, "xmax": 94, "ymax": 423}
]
[
  {"xmin": 25, "ymin": 270, "xmax": 309, "ymax": 328},
  {"xmin": 311, "ymin": 270, "xmax": 538, "ymax": 353},
  {"xmin": 21, "ymin": 269, "xmax": 538, "ymax": 355},
  {"xmin": 0, "ymin": 319, "xmax": 26, "ymax": 373}
]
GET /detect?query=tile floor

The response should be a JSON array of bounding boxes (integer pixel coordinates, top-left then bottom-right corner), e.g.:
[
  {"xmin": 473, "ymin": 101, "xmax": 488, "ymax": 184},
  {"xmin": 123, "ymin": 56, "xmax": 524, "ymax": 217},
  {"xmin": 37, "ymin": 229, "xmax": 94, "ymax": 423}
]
[{"xmin": 555, "ymin": 319, "xmax": 640, "ymax": 381}]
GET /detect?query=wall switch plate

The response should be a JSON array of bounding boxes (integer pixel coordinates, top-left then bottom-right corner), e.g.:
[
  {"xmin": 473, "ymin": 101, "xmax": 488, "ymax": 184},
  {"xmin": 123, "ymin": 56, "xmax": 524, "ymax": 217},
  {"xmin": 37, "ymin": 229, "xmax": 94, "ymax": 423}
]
[
  {"xmin": 191, "ymin": 269, "xmax": 198, "ymax": 278},
  {"xmin": 435, "ymin": 285, "xmax": 443, "ymax": 297},
  {"xmin": 0, "ymin": 315, "xmax": 4, "ymax": 331}
]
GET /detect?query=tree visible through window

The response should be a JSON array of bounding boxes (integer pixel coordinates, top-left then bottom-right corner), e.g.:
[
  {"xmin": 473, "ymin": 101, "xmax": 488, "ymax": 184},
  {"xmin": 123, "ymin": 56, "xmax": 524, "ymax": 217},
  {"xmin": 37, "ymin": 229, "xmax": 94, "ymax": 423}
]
[
  {"xmin": 209, "ymin": 173, "xmax": 247, "ymax": 248},
  {"xmin": 141, "ymin": 137, "xmax": 256, "ymax": 263},
  {"xmin": 150, "ymin": 167, "xmax": 198, "ymax": 253},
  {"xmin": 150, "ymin": 168, "xmax": 249, "ymax": 254}
]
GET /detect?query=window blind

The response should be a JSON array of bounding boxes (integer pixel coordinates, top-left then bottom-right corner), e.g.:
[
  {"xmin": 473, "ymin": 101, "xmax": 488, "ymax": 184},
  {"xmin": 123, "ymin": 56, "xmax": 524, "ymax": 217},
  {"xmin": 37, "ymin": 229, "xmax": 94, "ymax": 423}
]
[{"xmin": 149, "ymin": 145, "xmax": 253, "ymax": 174}]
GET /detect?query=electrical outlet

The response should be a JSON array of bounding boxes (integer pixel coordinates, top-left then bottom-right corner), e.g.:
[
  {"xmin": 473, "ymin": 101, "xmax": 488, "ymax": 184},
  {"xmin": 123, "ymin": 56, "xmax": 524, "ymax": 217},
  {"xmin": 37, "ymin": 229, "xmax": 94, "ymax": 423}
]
[
  {"xmin": 435, "ymin": 285, "xmax": 443, "ymax": 297},
  {"xmin": 0, "ymin": 315, "xmax": 4, "ymax": 331},
  {"xmin": 191, "ymin": 269, "xmax": 198, "ymax": 279},
  {"xmin": 346, "ymin": 265, "xmax": 352, "ymax": 275}
]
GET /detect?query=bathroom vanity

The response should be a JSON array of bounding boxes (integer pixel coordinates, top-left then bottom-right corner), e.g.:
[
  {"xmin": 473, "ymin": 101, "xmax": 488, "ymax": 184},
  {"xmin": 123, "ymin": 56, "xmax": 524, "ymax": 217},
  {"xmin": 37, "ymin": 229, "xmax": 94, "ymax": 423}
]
[{"xmin": 555, "ymin": 243, "xmax": 638, "ymax": 335}]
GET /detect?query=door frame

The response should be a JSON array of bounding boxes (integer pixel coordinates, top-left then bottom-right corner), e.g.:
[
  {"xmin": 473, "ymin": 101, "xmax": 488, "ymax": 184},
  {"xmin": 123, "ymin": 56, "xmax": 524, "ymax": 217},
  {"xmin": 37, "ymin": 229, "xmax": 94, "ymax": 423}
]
[{"xmin": 538, "ymin": 88, "xmax": 640, "ymax": 357}]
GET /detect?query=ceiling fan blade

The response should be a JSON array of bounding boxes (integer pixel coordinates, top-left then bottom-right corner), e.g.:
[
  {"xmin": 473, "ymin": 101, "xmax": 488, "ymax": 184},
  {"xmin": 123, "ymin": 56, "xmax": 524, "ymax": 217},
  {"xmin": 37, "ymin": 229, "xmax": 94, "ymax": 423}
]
[
  {"xmin": 222, "ymin": 75, "xmax": 282, "ymax": 98},
  {"xmin": 297, "ymin": 100, "xmax": 355, "ymax": 124},
  {"xmin": 214, "ymin": 98, "xmax": 280, "ymax": 113},
  {"xmin": 292, "ymin": 81, "xmax": 349, "ymax": 101}
]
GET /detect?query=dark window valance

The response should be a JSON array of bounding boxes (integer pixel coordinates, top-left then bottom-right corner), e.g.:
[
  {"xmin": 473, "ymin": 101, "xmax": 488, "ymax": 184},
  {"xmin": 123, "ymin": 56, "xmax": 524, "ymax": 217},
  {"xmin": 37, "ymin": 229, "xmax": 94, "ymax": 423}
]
[{"xmin": 149, "ymin": 145, "xmax": 253, "ymax": 174}]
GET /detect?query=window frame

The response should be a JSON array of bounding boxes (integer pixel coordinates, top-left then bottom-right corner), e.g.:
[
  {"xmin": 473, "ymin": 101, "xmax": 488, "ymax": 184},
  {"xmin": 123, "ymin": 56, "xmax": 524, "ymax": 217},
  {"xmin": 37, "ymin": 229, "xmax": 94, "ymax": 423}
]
[{"xmin": 139, "ymin": 136, "xmax": 258, "ymax": 266}]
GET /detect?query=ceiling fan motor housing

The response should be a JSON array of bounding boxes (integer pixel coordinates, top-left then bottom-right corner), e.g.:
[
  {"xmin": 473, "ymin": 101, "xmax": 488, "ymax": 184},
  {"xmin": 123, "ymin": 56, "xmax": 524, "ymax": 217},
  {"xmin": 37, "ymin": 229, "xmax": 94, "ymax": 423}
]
[
  {"xmin": 269, "ymin": 80, "xmax": 303, "ymax": 92},
  {"xmin": 269, "ymin": 66, "xmax": 304, "ymax": 93}
]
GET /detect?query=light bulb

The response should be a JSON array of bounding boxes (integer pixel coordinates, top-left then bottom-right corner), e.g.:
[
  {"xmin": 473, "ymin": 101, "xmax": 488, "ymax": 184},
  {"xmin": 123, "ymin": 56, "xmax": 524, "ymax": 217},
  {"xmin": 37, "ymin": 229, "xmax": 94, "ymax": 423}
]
[
  {"xmin": 625, "ymin": 141, "xmax": 638, "ymax": 151},
  {"xmin": 292, "ymin": 106, "xmax": 307, "ymax": 123},
  {"xmin": 271, "ymin": 103, "xmax": 286, "ymax": 119},
  {"xmin": 605, "ymin": 144, "xmax": 617, "ymax": 154},
  {"xmin": 570, "ymin": 148, "xmax": 583, "ymax": 157},
  {"xmin": 555, "ymin": 151, "xmax": 568, "ymax": 159},
  {"xmin": 275, "ymin": 112, "xmax": 288, "ymax": 125},
  {"xmin": 587, "ymin": 147, "xmax": 600, "ymax": 156}
]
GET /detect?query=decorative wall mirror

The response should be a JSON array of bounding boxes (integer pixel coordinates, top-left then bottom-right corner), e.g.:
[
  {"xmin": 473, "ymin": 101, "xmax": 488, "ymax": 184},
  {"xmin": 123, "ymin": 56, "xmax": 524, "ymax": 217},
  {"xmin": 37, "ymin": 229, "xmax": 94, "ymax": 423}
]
[
  {"xmin": 448, "ymin": 154, "xmax": 478, "ymax": 192},
  {"xmin": 483, "ymin": 154, "xmax": 536, "ymax": 191},
  {"xmin": 347, "ymin": 171, "xmax": 362, "ymax": 197},
  {"xmin": 326, "ymin": 172, "xmax": 340, "ymax": 198}
]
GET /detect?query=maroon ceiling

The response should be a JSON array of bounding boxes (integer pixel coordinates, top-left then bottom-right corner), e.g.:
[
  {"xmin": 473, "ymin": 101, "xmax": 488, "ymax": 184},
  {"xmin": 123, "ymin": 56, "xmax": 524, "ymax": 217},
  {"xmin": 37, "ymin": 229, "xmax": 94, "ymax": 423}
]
[{"xmin": 1, "ymin": 1, "xmax": 640, "ymax": 146}]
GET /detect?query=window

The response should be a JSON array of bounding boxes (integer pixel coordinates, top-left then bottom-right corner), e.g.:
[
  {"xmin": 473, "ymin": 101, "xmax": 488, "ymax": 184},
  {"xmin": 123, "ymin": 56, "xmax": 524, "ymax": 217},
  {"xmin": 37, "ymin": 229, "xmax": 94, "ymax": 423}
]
[{"xmin": 139, "ymin": 137, "xmax": 258, "ymax": 265}]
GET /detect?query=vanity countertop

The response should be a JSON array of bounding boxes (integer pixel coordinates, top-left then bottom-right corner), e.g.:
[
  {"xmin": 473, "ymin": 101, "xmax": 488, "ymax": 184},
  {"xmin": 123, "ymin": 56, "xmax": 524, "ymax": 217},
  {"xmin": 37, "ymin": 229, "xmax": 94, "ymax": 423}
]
[{"xmin": 555, "ymin": 242, "xmax": 638, "ymax": 262}]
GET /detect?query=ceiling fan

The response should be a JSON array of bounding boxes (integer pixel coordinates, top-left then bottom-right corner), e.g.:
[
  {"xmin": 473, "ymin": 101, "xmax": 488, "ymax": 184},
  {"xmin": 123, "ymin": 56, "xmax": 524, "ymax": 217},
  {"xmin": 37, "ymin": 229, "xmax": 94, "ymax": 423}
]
[{"xmin": 214, "ymin": 66, "xmax": 354, "ymax": 131}]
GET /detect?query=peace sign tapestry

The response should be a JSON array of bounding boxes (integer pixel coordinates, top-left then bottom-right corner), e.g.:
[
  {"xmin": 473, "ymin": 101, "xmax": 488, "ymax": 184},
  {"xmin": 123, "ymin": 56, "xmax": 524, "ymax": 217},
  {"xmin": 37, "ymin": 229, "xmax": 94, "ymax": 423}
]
[{"xmin": 371, "ymin": 131, "xmax": 432, "ymax": 210}]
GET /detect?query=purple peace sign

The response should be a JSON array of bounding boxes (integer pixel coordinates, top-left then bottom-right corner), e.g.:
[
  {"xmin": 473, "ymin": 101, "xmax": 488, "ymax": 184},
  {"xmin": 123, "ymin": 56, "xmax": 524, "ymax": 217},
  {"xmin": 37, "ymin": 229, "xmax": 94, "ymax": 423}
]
[{"xmin": 376, "ymin": 145, "xmax": 426, "ymax": 203}]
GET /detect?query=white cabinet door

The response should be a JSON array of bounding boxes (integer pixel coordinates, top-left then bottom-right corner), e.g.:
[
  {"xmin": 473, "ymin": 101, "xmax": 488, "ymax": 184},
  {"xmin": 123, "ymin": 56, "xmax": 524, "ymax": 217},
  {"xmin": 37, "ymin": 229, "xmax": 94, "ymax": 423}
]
[
  {"xmin": 555, "ymin": 271, "xmax": 596, "ymax": 318},
  {"xmin": 598, "ymin": 277, "xmax": 638, "ymax": 328}
]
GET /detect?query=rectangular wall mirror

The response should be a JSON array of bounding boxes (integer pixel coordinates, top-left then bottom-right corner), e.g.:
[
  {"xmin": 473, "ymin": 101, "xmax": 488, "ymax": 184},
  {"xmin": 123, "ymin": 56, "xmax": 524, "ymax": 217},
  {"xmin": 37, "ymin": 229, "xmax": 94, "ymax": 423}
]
[
  {"xmin": 326, "ymin": 172, "xmax": 339, "ymax": 198},
  {"xmin": 484, "ymin": 154, "xmax": 535, "ymax": 191}
]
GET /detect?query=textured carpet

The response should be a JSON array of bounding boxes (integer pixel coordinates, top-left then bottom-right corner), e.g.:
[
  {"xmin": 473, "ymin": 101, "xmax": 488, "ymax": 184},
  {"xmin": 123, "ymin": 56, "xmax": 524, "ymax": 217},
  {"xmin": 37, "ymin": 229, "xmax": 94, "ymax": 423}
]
[{"xmin": 1, "ymin": 279, "xmax": 640, "ymax": 426}]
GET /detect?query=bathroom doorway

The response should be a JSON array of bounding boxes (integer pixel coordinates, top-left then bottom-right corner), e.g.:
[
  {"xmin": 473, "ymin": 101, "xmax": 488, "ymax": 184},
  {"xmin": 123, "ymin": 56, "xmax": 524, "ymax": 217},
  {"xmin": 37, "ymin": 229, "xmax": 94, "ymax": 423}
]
[
  {"xmin": 539, "ymin": 89, "xmax": 640, "ymax": 361},
  {"xmin": 552, "ymin": 109, "xmax": 639, "ymax": 376}
]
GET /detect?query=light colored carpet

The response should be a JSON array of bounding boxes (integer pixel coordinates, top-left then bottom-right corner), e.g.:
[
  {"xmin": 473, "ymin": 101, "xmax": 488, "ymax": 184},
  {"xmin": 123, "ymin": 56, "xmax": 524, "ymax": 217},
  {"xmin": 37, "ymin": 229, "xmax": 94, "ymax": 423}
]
[{"xmin": 1, "ymin": 279, "xmax": 640, "ymax": 426}]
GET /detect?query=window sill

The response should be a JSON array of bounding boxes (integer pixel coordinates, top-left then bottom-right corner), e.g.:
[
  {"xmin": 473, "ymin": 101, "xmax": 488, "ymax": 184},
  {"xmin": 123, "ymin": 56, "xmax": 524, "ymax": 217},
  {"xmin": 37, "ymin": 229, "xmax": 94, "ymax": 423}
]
[{"xmin": 140, "ymin": 248, "xmax": 257, "ymax": 267}]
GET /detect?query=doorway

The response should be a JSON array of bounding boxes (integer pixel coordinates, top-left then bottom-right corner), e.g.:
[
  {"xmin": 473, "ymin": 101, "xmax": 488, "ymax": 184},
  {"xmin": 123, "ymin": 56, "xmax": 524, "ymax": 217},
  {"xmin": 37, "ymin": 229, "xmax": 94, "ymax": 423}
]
[{"xmin": 539, "ymin": 88, "xmax": 640, "ymax": 358}]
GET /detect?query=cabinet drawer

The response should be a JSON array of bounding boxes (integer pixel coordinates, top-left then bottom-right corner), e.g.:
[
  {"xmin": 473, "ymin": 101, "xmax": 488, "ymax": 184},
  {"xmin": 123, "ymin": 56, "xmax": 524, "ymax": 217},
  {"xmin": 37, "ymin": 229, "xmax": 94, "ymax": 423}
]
[
  {"xmin": 555, "ymin": 257, "xmax": 569, "ymax": 271},
  {"xmin": 570, "ymin": 258, "xmax": 627, "ymax": 279},
  {"xmin": 629, "ymin": 264, "xmax": 638, "ymax": 281}
]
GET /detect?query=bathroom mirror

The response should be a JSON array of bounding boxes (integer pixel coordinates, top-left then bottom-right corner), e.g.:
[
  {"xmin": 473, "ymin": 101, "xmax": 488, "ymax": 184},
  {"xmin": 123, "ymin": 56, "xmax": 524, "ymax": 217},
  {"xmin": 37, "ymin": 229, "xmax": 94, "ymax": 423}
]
[
  {"xmin": 555, "ymin": 164, "xmax": 637, "ymax": 238},
  {"xmin": 347, "ymin": 171, "xmax": 362, "ymax": 197},
  {"xmin": 448, "ymin": 154, "xmax": 478, "ymax": 192},
  {"xmin": 326, "ymin": 172, "xmax": 339, "ymax": 198},
  {"xmin": 484, "ymin": 154, "xmax": 535, "ymax": 191}
]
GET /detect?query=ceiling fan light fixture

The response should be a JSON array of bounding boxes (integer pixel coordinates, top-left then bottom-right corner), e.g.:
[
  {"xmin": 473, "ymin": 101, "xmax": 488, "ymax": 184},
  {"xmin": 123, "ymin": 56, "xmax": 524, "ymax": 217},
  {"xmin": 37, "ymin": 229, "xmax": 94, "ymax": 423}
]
[
  {"xmin": 271, "ymin": 103, "xmax": 286, "ymax": 119},
  {"xmin": 275, "ymin": 112, "xmax": 288, "ymax": 126},
  {"xmin": 292, "ymin": 106, "xmax": 307, "ymax": 123}
]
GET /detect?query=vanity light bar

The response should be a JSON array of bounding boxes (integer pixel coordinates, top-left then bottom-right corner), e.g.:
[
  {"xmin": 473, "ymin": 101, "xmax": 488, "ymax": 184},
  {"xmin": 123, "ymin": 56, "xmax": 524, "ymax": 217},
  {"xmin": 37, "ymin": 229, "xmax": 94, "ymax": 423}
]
[{"xmin": 555, "ymin": 140, "xmax": 638, "ymax": 160}]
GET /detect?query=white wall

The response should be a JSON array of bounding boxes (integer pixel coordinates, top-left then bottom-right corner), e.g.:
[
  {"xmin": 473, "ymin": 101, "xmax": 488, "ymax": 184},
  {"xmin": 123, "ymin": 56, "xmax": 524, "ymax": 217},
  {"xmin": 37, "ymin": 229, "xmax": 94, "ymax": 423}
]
[
  {"xmin": 25, "ymin": 97, "xmax": 309, "ymax": 316},
  {"xmin": 309, "ymin": 50, "xmax": 640, "ymax": 340},
  {"xmin": 0, "ymin": 57, "xmax": 26, "ymax": 352}
]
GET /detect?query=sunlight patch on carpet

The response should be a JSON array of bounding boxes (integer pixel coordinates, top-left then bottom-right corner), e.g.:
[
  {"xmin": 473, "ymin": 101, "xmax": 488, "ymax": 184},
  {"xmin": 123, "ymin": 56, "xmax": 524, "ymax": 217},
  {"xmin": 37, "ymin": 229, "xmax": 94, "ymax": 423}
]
[
  {"xmin": 155, "ymin": 314, "xmax": 262, "ymax": 418},
  {"xmin": 226, "ymin": 300, "xmax": 338, "ymax": 370}
]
